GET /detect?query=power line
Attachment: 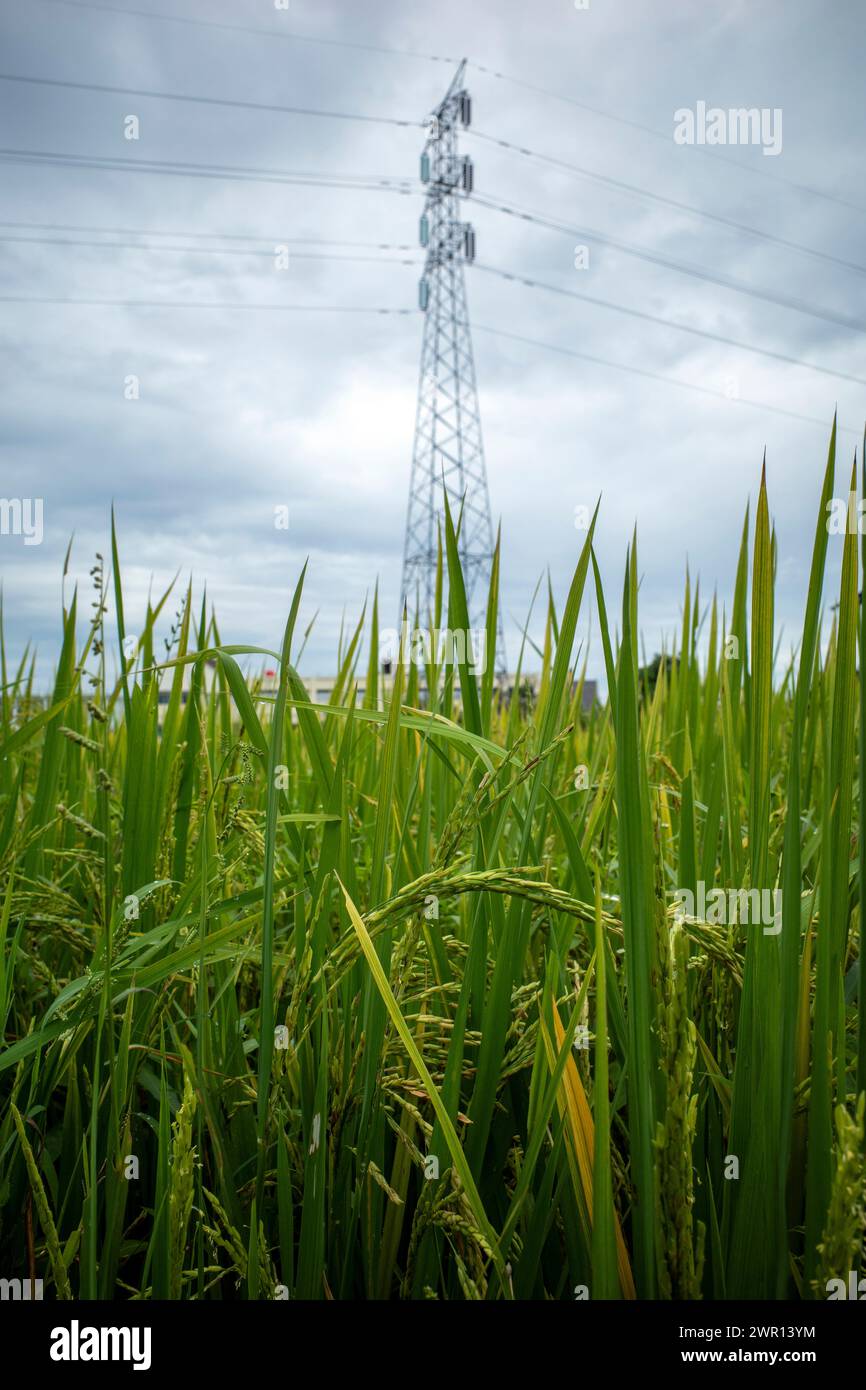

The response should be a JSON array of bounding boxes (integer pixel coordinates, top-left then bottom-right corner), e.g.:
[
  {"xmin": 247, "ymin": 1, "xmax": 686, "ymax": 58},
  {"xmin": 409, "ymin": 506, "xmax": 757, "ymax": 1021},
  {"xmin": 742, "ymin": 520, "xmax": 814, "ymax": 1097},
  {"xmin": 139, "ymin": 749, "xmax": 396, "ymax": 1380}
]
[
  {"xmin": 0, "ymin": 219, "xmax": 415, "ymax": 250},
  {"xmin": 472, "ymin": 262, "xmax": 866, "ymax": 388},
  {"xmin": 0, "ymin": 72, "xmax": 420, "ymax": 128},
  {"xmin": 0, "ymin": 148, "xmax": 407, "ymax": 187},
  {"xmin": 473, "ymin": 322, "xmax": 859, "ymax": 438},
  {"xmin": 5, "ymin": 70, "xmax": 858, "ymax": 288},
  {"xmin": 468, "ymin": 130, "xmax": 866, "ymax": 278},
  {"xmin": 35, "ymin": 0, "xmax": 459, "ymax": 64},
  {"xmin": 8, "ymin": 67, "xmax": 851, "ymax": 275},
  {"xmin": 6, "ymin": 144, "xmax": 859, "ymax": 341},
  {"xmin": 0, "ymin": 295, "xmax": 416, "ymax": 312},
  {"xmin": 468, "ymin": 64, "xmax": 866, "ymax": 217},
  {"xmin": 6, "ymin": 232, "xmax": 852, "ymax": 386},
  {"xmin": 0, "ymin": 232, "xmax": 418, "ymax": 265},
  {"xmin": 31, "ymin": 0, "xmax": 861, "ymax": 217},
  {"xmin": 0, "ymin": 146, "xmax": 414, "ymax": 193},
  {"xmin": 471, "ymin": 191, "xmax": 866, "ymax": 337}
]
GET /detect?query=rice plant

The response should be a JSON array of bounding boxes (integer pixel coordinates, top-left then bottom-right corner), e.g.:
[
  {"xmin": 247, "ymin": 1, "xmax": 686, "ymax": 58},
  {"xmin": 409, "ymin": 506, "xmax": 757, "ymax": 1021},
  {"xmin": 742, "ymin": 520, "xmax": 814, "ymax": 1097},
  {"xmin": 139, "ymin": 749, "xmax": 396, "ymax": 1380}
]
[{"xmin": 1, "ymin": 423, "xmax": 864, "ymax": 1301}]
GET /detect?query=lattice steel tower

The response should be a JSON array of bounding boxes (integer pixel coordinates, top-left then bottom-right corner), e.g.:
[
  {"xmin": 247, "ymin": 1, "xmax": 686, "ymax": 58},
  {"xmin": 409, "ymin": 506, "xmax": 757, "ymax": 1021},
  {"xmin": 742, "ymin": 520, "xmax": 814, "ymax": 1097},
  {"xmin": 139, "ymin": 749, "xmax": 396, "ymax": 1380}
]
[{"xmin": 401, "ymin": 61, "xmax": 503, "ymax": 670}]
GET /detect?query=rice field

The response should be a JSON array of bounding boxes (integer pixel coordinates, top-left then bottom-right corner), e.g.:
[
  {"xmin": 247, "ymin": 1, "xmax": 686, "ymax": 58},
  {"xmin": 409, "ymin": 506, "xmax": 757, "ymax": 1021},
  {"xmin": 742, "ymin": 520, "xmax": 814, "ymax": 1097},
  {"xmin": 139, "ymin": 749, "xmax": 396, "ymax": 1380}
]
[{"xmin": 2, "ymin": 424, "xmax": 864, "ymax": 1302}]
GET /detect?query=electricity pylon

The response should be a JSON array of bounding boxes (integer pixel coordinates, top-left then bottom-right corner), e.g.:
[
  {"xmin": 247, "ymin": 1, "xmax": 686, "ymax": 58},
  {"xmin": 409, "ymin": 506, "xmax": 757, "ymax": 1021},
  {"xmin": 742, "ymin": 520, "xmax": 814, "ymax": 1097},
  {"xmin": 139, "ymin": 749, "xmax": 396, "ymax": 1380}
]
[{"xmin": 400, "ymin": 60, "xmax": 504, "ymax": 672}]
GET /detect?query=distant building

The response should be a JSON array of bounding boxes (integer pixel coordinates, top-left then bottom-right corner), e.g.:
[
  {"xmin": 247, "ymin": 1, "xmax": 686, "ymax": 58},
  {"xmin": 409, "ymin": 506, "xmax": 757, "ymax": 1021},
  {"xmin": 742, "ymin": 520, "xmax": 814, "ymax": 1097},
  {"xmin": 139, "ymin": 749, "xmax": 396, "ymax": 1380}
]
[
  {"xmin": 155, "ymin": 663, "xmax": 598, "ymax": 728},
  {"xmin": 254, "ymin": 669, "xmax": 598, "ymax": 715}
]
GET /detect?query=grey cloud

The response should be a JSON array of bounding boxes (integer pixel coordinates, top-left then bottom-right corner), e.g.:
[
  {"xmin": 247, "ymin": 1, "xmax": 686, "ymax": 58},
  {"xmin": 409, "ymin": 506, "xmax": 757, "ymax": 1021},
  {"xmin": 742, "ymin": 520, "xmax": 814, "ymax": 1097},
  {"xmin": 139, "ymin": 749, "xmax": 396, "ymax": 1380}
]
[{"xmin": 0, "ymin": 0, "xmax": 863, "ymax": 686}]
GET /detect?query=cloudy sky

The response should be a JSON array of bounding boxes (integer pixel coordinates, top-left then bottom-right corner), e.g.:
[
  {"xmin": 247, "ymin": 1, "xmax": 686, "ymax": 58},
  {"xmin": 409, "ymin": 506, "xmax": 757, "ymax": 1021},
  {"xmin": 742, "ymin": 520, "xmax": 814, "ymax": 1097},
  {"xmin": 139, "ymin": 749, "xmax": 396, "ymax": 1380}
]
[{"xmin": 1, "ymin": 0, "xmax": 864, "ymax": 688}]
